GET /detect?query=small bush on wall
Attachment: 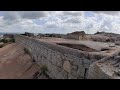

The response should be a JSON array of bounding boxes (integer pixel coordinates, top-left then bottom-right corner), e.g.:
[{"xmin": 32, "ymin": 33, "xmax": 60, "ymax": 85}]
[
  {"xmin": 41, "ymin": 65, "xmax": 48, "ymax": 73},
  {"xmin": 24, "ymin": 47, "xmax": 30, "ymax": 54},
  {"xmin": 0, "ymin": 44, "xmax": 4, "ymax": 48}
]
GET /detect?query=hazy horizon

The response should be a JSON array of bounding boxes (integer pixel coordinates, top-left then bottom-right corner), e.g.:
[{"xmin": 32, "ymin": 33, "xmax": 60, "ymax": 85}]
[{"xmin": 0, "ymin": 30, "xmax": 120, "ymax": 35}]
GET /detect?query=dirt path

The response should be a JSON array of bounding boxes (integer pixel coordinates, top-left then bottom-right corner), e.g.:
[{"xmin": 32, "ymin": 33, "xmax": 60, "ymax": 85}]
[{"xmin": 0, "ymin": 43, "xmax": 40, "ymax": 79}]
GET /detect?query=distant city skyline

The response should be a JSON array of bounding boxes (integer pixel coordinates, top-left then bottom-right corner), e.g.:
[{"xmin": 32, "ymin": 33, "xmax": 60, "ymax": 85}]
[{"xmin": 0, "ymin": 11, "xmax": 120, "ymax": 34}]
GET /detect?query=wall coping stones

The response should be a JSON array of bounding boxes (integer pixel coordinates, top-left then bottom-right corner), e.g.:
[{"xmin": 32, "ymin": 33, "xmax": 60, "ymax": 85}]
[{"xmin": 15, "ymin": 35, "xmax": 105, "ymax": 61}]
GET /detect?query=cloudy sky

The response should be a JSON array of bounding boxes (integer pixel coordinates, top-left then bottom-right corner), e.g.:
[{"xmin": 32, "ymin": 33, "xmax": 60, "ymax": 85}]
[{"xmin": 0, "ymin": 11, "xmax": 120, "ymax": 34}]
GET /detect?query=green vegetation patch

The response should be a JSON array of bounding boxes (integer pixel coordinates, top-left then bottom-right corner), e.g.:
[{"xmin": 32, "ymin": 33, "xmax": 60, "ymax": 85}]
[
  {"xmin": 41, "ymin": 65, "xmax": 48, "ymax": 73},
  {"xmin": 0, "ymin": 38, "xmax": 15, "ymax": 43},
  {"xmin": 0, "ymin": 39, "xmax": 8, "ymax": 43},
  {"xmin": 0, "ymin": 44, "xmax": 4, "ymax": 48},
  {"xmin": 9, "ymin": 38, "xmax": 15, "ymax": 42},
  {"xmin": 24, "ymin": 47, "xmax": 30, "ymax": 54}
]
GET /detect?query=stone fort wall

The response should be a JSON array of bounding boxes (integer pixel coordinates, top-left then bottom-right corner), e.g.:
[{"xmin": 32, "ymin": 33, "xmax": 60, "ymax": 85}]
[{"xmin": 14, "ymin": 35, "xmax": 105, "ymax": 79}]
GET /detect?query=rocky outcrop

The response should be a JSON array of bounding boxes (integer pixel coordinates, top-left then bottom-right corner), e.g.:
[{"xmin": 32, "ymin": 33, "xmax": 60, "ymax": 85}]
[
  {"xmin": 87, "ymin": 52, "xmax": 120, "ymax": 79},
  {"xmin": 90, "ymin": 35, "xmax": 110, "ymax": 42}
]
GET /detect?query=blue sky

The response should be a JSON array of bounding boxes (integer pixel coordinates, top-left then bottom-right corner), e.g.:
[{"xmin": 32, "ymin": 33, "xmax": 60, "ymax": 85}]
[
  {"xmin": 84, "ymin": 11, "xmax": 95, "ymax": 17},
  {"xmin": 0, "ymin": 11, "xmax": 120, "ymax": 34}
]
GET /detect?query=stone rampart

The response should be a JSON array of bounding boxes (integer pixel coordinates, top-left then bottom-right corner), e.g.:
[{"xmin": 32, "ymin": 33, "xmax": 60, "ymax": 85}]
[{"xmin": 14, "ymin": 35, "xmax": 105, "ymax": 79}]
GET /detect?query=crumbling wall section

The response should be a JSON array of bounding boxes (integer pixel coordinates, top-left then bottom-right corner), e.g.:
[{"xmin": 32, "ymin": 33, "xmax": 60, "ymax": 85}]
[{"xmin": 87, "ymin": 52, "xmax": 120, "ymax": 79}]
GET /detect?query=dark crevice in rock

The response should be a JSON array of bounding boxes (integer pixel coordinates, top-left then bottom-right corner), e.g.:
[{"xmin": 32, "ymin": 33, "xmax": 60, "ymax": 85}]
[
  {"xmin": 32, "ymin": 70, "xmax": 52, "ymax": 79},
  {"xmin": 77, "ymin": 76, "xmax": 84, "ymax": 79},
  {"xmin": 84, "ymin": 68, "xmax": 88, "ymax": 79},
  {"xmin": 56, "ymin": 43, "xmax": 97, "ymax": 52},
  {"xmin": 19, "ymin": 63, "xmax": 35, "ymax": 78},
  {"xmin": 32, "ymin": 71, "xmax": 40, "ymax": 79},
  {"xmin": 25, "ymin": 63, "xmax": 35, "ymax": 72},
  {"xmin": 43, "ymin": 72, "xmax": 52, "ymax": 79}
]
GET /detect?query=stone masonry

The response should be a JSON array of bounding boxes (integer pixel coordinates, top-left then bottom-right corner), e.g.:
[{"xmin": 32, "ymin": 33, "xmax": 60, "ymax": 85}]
[
  {"xmin": 14, "ymin": 35, "xmax": 107, "ymax": 79},
  {"xmin": 87, "ymin": 52, "xmax": 120, "ymax": 79}
]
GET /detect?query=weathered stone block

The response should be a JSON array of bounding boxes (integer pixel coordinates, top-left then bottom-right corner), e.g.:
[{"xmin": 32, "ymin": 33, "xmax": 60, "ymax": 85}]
[
  {"xmin": 68, "ymin": 73, "xmax": 77, "ymax": 79},
  {"xmin": 77, "ymin": 65, "xmax": 85, "ymax": 78},
  {"xmin": 57, "ymin": 67, "xmax": 62, "ymax": 72},
  {"xmin": 73, "ymin": 58, "xmax": 83, "ymax": 65},
  {"xmin": 71, "ymin": 69, "xmax": 77, "ymax": 77},
  {"xmin": 56, "ymin": 60, "xmax": 63, "ymax": 67},
  {"xmin": 71, "ymin": 65, "xmax": 78, "ymax": 71},
  {"xmin": 63, "ymin": 60, "xmax": 72, "ymax": 73}
]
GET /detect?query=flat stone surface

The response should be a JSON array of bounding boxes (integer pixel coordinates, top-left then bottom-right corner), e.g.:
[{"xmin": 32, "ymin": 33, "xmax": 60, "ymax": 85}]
[
  {"xmin": 38, "ymin": 37, "xmax": 115, "ymax": 51},
  {"xmin": 63, "ymin": 60, "xmax": 71, "ymax": 73},
  {"xmin": 38, "ymin": 37, "xmax": 120, "ymax": 57}
]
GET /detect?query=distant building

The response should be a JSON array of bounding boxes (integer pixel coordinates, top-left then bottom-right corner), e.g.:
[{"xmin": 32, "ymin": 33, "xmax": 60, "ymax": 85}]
[{"xmin": 66, "ymin": 31, "xmax": 86, "ymax": 40}]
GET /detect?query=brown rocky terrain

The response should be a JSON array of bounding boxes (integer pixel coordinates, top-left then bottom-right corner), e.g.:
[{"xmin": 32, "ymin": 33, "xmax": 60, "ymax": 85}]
[{"xmin": 0, "ymin": 43, "xmax": 42, "ymax": 79}]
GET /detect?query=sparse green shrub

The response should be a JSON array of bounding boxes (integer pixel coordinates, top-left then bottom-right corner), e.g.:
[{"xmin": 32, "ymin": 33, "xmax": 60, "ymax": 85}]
[
  {"xmin": 9, "ymin": 38, "xmax": 15, "ymax": 42},
  {"xmin": 40, "ymin": 65, "xmax": 52, "ymax": 79},
  {"xmin": 24, "ymin": 47, "xmax": 30, "ymax": 54},
  {"xmin": 0, "ymin": 44, "xmax": 4, "ymax": 48},
  {"xmin": 0, "ymin": 38, "xmax": 15, "ymax": 43},
  {"xmin": 1, "ymin": 39, "xmax": 8, "ymax": 43},
  {"xmin": 41, "ymin": 65, "xmax": 48, "ymax": 73}
]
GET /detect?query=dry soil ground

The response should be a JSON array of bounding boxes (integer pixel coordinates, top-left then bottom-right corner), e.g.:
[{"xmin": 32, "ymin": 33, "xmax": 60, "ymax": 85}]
[{"xmin": 0, "ymin": 43, "xmax": 40, "ymax": 79}]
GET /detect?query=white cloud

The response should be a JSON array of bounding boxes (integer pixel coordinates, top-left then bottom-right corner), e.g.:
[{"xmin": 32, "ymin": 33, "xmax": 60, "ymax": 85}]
[
  {"xmin": 0, "ymin": 16, "xmax": 6, "ymax": 27},
  {"xmin": 0, "ymin": 11, "xmax": 120, "ymax": 34},
  {"xmin": 62, "ymin": 11, "xmax": 83, "ymax": 16},
  {"xmin": 93, "ymin": 11, "xmax": 120, "ymax": 15},
  {"xmin": 2, "ymin": 11, "xmax": 47, "ymax": 21},
  {"xmin": 0, "ymin": 19, "xmax": 43, "ymax": 33}
]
